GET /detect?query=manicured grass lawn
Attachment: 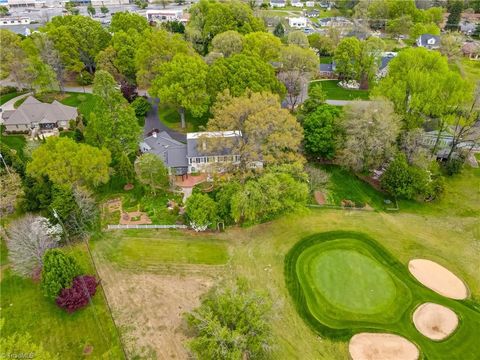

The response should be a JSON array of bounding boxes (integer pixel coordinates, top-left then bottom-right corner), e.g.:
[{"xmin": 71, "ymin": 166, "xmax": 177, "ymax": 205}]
[
  {"xmin": 157, "ymin": 103, "xmax": 208, "ymax": 133},
  {"xmin": 455, "ymin": 58, "xmax": 480, "ymax": 84},
  {"xmin": 0, "ymin": 243, "xmax": 124, "ymax": 358},
  {"xmin": 310, "ymin": 80, "xmax": 370, "ymax": 101},
  {"xmin": 285, "ymin": 231, "xmax": 480, "ymax": 359},
  {"xmin": 320, "ymin": 56, "xmax": 332, "ymax": 64},
  {"xmin": 319, "ymin": 164, "xmax": 390, "ymax": 209},
  {"xmin": 0, "ymin": 91, "xmax": 25, "ymax": 105},
  {"xmin": 94, "ymin": 230, "xmax": 229, "ymax": 270},
  {"xmin": 0, "ymin": 133, "xmax": 26, "ymax": 159},
  {"xmin": 60, "ymin": 92, "xmax": 97, "ymax": 122}
]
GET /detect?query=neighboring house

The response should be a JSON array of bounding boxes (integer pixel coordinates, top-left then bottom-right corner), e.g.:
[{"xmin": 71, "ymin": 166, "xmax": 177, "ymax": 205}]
[
  {"xmin": 305, "ymin": 9, "xmax": 320, "ymax": 17},
  {"xmin": 1, "ymin": 96, "xmax": 77, "ymax": 134},
  {"xmin": 305, "ymin": 1, "xmax": 315, "ymax": 7},
  {"xmin": 459, "ymin": 21, "xmax": 476, "ymax": 36},
  {"xmin": 421, "ymin": 127, "xmax": 480, "ymax": 153},
  {"xmin": 289, "ymin": 16, "xmax": 307, "ymax": 29},
  {"xmin": 462, "ymin": 42, "xmax": 480, "ymax": 60},
  {"xmin": 0, "ymin": 17, "xmax": 30, "ymax": 26},
  {"xmin": 416, "ymin": 34, "xmax": 440, "ymax": 49},
  {"xmin": 319, "ymin": 16, "xmax": 351, "ymax": 27},
  {"xmin": 7, "ymin": 0, "xmax": 43, "ymax": 7},
  {"xmin": 270, "ymin": 0, "xmax": 286, "ymax": 8},
  {"xmin": 319, "ymin": 1, "xmax": 330, "ymax": 9},
  {"xmin": 145, "ymin": 10, "xmax": 186, "ymax": 23},
  {"xmin": 291, "ymin": 0, "xmax": 304, "ymax": 7},
  {"xmin": 377, "ymin": 52, "xmax": 397, "ymax": 78},
  {"xmin": 140, "ymin": 131, "xmax": 244, "ymax": 175},
  {"xmin": 319, "ymin": 62, "xmax": 337, "ymax": 78}
]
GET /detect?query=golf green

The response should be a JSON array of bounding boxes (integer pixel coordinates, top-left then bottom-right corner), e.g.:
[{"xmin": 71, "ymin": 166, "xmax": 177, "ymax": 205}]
[
  {"xmin": 298, "ymin": 248, "xmax": 396, "ymax": 315},
  {"xmin": 285, "ymin": 231, "xmax": 480, "ymax": 360}
]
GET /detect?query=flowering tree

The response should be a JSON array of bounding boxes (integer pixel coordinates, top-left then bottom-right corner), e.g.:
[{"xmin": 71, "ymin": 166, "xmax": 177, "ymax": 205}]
[{"xmin": 6, "ymin": 215, "xmax": 61, "ymax": 278}]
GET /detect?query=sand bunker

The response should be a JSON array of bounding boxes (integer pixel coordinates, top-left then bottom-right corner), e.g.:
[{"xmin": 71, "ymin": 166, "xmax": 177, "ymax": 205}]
[
  {"xmin": 349, "ymin": 333, "xmax": 419, "ymax": 360},
  {"xmin": 413, "ymin": 302, "xmax": 459, "ymax": 341},
  {"xmin": 408, "ymin": 259, "xmax": 468, "ymax": 300}
]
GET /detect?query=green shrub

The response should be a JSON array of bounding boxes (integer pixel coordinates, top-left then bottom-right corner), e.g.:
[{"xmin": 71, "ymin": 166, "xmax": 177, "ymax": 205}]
[
  {"xmin": 131, "ymin": 97, "xmax": 152, "ymax": 118},
  {"xmin": 443, "ymin": 156, "xmax": 464, "ymax": 176},
  {"xmin": 41, "ymin": 249, "xmax": 82, "ymax": 300},
  {"xmin": 76, "ymin": 71, "xmax": 93, "ymax": 86}
]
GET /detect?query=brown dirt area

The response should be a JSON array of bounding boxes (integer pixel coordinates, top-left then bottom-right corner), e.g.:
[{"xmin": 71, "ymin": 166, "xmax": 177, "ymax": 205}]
[
  {"xmin": 96, "ymin": 262, "xmax": 214, "ymax": 359},
  {"xmin": 349, "ymin": 333, "xmax": 419, "ymax": 360},
  {"xmin": 408, "ymin": 259, "xmax": 468, "ymax": 300},
  {"xmin": 314, "ymin": 191, "xmax": 326, "ymax": 205},
  {"xmin": 119, "ymin": 211, "xmax": 152, "ymax": 225},
  {"xmin": 413, "ymin": 302, "xmax": 459, "ymax": 341}
]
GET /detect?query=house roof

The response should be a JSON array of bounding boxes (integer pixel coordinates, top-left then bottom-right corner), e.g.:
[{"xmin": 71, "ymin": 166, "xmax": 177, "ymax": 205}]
[
  {"xmin": 3, "ymin": 96, "xmax": 77, "ymax": 126},
  {"xmin": 418, "ymin": 34, "xmax": 440, "ymax": 47},
  {"xmin": 142, "ymin": 131, "xmax": 188, "ymax": 168},
  {"xmin": 319, "ymin": 63, "xmax": 333, "ymax": 72},
  {"xmin": 187, "ymin": 131, "xmax": 241, "ymax": 158},
  {"xmin": 379, "ymin": 53, "xmax": 396, "ymax": 70}
]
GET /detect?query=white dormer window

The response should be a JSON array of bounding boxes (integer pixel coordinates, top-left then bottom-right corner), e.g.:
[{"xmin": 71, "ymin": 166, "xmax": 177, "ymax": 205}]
[{"xmin": 427, "ymin": 38, "xmax": 435, "ymax": 45}]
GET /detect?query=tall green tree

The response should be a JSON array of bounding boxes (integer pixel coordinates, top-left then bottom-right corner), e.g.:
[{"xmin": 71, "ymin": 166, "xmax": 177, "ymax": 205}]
[
  {"xmin": 151, "ymin": 54, "xmax": 209, "ymax": 128},
  {"xmin": 445, "ymin": 1, "xmax": 463, "ymax": 31},
  {"xmin": 110, "ymin": 12, "xmax": 149, "ymax": 33},
  {"xmin": 186, "ymin": 280, "xmax": 272, "ymax": 359},
  {"xmin": 85, "ymin": 70, "xmax": 142, "ymax": 161},
  {"xmin": 303, "ymin": 104, "xmax": 343, "ymax": 159},
  {"xmin": 26, "ymin": 137, "xmax": 111, "ymax": 188},
  {"xmin": 375, "ymin": 47, "xmax": 472, "ymax": 127},
  {"xmin": 186, "ymin": 0, "xmax": 265, "ymax": 53},
  {"xmin": 41, "ymin": 249, "xmax": 82, "ymax": 300},
  {"xmin": 134, "ymin": 153, "xmax": 169, "ymax": 194},
  {"xmin": 338, "ymin": 100, "xmax": 401, "ymax": 172},
  {"xmin": 135, "ymin": 28, "xmax": 193, "ymax": 88},
  {"xmin": 185, "ymin": 193, "xmax": 218, "ymax": 231},
  {"xmin": 42, "ymin": 15, "xmax": 111, "ymax": 74},
  {"xmin": 273, "ymin": 22, "xmax": 285, "ymax": 38},
  {"xmin": 211, "ymin": 30, "xmax": 244, "ymax": 57},
  {"xmin": 207, "ymin": 91, "xmax": 304, "ymax": 170},
  {"xmin": 207, "ymin": 54, "xmax": 285, "ymax": 100},
  {"xmin": 334, "ymin": 37, "xmax": 361, "ymax": 80},
  {"xmin": 243, "ymin": 31, "xmax": 282, "ymax": 61}
]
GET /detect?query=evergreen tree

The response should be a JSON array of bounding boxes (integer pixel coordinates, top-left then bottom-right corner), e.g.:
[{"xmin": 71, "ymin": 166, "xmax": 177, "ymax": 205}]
[
  {"xmin": 445, "ymin": 1, "xmax": 463, "ymax": 31},
  {"xmin": 273, "ymin": 22, "xmax": 285, "ymax": 38},
  {"xmin": 41, "ymin": 249, "xmax": 82, "ymax": 300}
]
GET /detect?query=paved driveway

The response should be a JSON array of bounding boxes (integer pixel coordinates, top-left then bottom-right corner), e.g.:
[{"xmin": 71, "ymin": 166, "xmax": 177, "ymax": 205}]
[{"xmin": 144, "ymin": 98, "xmax": 186, "ymax": 143}]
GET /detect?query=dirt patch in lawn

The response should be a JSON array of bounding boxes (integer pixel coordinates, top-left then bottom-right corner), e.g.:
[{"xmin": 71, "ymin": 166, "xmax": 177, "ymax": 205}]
[
  {"xmin": 349, "ymin": 333, "xmax": 419, "ymax": 360},
  {"xmin": 413, "ymin": 302, "xmax": 459, "ymax": 341},
  {"xmin": 96, "ymin": 262, "xmax": 214, "ymax": 359},
  {"xmin": 408, "ymin": 259, "xmax": 468, "ymax": 300},
  {"xmin": 119, "ymin": 211, "xmax": 152, "ymax": 225},
  {"xmin": 314, "ymin": 191, "xmax": 326, "ymax": 205}
]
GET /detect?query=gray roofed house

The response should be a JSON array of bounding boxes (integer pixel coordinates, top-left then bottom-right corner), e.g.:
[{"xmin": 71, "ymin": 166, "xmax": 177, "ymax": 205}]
[
  {"xmin": 416, "ymin": 34, "xmax": 440, "ymax": 49},
  {"xmin": 2, "ymin": 96, "xmax": 77, "ymax": 134},
  {"xmin": 140, "ymin": 131, "xmax": 246, "ymax": 175},
  {"xmin": 377, "ymin": 52, "xmax": 397, "ymax": 78},
  {"xmin": 140, "ymin": 131, "xmax": 188, "ymax": 175}
]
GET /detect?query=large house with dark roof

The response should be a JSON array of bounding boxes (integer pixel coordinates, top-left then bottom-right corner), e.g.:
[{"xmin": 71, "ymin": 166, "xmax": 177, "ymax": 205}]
[
  {"xmin": 140, "ymin": 131, "xmax": 242, "ymax": 175},
  {"xmin": 1, "ymin": 96, "xmax": 77, "ymax": 134}
]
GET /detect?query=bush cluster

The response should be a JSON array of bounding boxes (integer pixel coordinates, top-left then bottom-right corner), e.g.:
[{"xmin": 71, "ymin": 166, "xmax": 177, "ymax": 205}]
[{"xmin": 56, "ymin": 275, "xmax": 98, "ymax": 313}]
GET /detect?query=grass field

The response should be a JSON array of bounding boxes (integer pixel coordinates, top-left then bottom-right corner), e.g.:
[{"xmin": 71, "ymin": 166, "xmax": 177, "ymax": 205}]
[
  {"xmin": 0, "ymin": 243, "xmax": 124, "ymax": 359},
  {"xmin": 311, "ymin": 80, "xmax": 370, "ymax": 100},
  {"xmin": 319, "ymin": 164, "xmax": 390, "ymax": 209},
  {"xmin": 60, "ymin": 92, "xmax": 97, "ymax": 122},
  {"xmin": 0, "ymin": 91, "xmax": 25, "ymax": 105},
  {"xmin": 0, "ymin": 134, "xmax": 26, "ymax": 159},
  {"xmin": 94, "ymin": 230, "xmax": 229, "ymax": 271},
  {"xmin": 285, "ymin": 231, "xmax": 480, "ymax": 359}
]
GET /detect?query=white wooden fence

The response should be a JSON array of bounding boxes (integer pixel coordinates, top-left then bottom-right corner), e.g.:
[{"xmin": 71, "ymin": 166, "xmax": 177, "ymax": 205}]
[{"xmin": 107, "ymin": 224, "xmax": 188, "ymax": 230}]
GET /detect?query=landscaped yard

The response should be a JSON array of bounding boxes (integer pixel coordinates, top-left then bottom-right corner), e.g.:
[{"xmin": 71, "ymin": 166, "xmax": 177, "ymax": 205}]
[
  {"xmin": 157, "ymin": 103, "xmax": 208, "ymax": 133},
  {"xmin": 0, "ymin": 243, "xmax": 124, "ymax": 359},
  {"xmin": 311, "ymin": 80, "xmax": 371, "ymax": 101},
  {"xmin": 85, "ymin": 163, "xmax": 480, "ymax": 359}
]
